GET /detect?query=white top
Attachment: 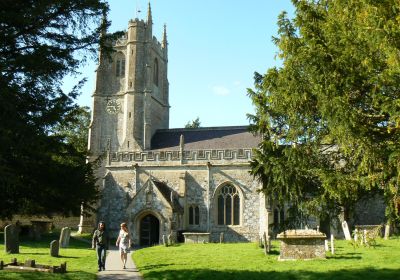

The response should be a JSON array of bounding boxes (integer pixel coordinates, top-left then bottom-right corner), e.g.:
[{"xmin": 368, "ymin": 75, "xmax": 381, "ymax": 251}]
[{"xmin": 118, "ymin": 230, "xmax": 130, "ymax": 249}]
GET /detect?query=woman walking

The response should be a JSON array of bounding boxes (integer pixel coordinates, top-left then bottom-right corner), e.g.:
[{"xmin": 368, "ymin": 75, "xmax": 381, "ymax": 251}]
[{"xmin": 116, "ymin": 222, "xmax": 132, "ymax": 269}]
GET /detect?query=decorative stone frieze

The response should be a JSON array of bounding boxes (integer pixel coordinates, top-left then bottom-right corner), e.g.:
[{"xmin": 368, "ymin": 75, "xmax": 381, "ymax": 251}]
[{"xmin": 110, "ymin": 148, "xmax": 253, "ymax": 163}]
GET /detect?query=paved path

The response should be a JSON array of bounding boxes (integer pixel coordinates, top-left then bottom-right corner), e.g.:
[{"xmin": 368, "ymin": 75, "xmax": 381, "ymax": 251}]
[
  {"xmin": 70, "ymin": 235, "xmax": 143, "ymax": 280},
  {"xmin": 97, "ymin": 247, "xmax": 144, "ymax": 280}
]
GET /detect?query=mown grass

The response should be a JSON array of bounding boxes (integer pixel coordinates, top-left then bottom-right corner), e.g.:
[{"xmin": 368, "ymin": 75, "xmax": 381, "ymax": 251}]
[
  {"xmin": 0, "ymin": 232, "xmax": 97, "ymax": 280},
  {"xmin": 133, "ymin": 238, "xmax": 400, "ymax": 280}
]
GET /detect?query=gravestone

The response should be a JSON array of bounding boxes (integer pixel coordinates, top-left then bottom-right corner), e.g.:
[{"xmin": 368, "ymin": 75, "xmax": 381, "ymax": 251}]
[
  {"xmin": 330, "ymin": 234, "xmax": 335, "ymax": 255},
  {"xmin": 258, "ymin": 235, "xmax": 263, "ymax": 248},
  {"xmin": 354, "ymin": 229, "xmax": 358, "ymax": 241},
  {"xmin": 50, "ymin": 240, "xmax": 59, "ymax": 257},
  {"xmin": 263, "ymin": 232, "xmax": 270, "ymax": 254},
  {"xmin": 59, "ymin": 227, "xmax": 71, "ymax": 248},
  {"xmin": 363, "ymin": 229, "xmax": 367, "ymax": 245},
  {"xmin": 219, "ymin": 232, "xmax": 224, "ymax": 243},
  {"xmin": 25, "ymin": 260, "xmax": 35, "ymax": 267},
  {"xmin": 162, "ymin": 235, "xmax": 168, "ymax": 247},
  {"xmin": 324, "ymin": 240, "xmax": 329, "ymax": 252},
  {"xmin": 384, "ymin": 223, "xmax": 390, "ymax": 240},
  {"xmin": 268, "ymin": 236, "xmax": 272, "ymax": 252},
  {"xmin": 5, "ymin": 224, "xmax": 19, "ymax": 254},
  {"xmin": 341, "ymin": 221, "xmax": 351, "ymax": 240}
]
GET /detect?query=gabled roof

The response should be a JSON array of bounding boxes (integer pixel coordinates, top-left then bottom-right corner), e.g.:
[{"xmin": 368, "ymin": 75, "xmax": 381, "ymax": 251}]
[
  {"xmin": 151, "ymin": 126, "xmax": 261, "ymax": 151},
  {"xmin": 152, "ymin": 180, "xmax": 183, "ymax": 213}
]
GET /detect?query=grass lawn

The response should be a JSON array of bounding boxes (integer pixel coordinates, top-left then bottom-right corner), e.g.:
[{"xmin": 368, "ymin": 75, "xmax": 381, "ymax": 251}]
[
  {"xmin": 133, "ymin": 238, "xmax": 400, "ymax": 280},
  {"xmin": 0, "ymin": 232, "xmax": 97, "ymax": 280}
]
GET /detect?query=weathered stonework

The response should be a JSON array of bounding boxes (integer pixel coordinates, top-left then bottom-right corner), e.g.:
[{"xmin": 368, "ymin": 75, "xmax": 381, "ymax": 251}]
[
  {"xmin": 85, "ymin": 4, "xmax": 273, "ymax": 245},
  {"xmin": 277, "ymin": 230, "xmax": 326, "ymax": 260},
  {"xmin": 86, "ymin": 4, "xmax": 385, "ymax": 246},
  {"xmin": 183, "ymin": 232, "xmax": 210, "ymax": 243}
]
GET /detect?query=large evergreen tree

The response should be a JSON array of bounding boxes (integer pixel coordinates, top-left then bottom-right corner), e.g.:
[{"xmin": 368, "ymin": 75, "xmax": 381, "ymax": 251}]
[
  {"xmin": 0, "ymin": 0, "xmax": 113, "ymax": 218},
  {"xmin": 248, "ymin": 0, "xmax": 400, "ymax": 227}
]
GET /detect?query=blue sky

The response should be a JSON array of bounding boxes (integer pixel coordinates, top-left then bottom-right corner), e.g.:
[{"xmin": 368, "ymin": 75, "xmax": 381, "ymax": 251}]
[{"xmin": 68, "ymin": 0, "xmax": 295, "ymax": 128}]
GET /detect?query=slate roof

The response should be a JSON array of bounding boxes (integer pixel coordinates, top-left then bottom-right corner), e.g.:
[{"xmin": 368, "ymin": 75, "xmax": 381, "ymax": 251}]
[{"xmin": 151, "ymin": 126, "xmax": 261, "ymax": 151}]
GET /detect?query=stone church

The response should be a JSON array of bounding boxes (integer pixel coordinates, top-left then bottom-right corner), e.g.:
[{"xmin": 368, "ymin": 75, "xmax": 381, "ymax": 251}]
[
  {"xmin": 87, "ymin": 4, "xmax": 386, "ymax": 245},
  {"xmin": 87, "ymin": 4, "xmax": 276, "ymax": 245}
]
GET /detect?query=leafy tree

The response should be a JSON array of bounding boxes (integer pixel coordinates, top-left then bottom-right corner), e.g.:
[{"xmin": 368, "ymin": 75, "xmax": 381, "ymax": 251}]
[
  {"xmin": 248, "ymin": 0, "xmax": 400, "ymax": 228},
  {"xmin": 185, "ymin": 117, "xmax": 201, "ymax": 128},
  {"xmin": 53, "ymin": 106, "xmax": 91, "ymax": 154},
  {"xmin": 0, "ymin": 0, "xmax": 114, "ymax": 218}
]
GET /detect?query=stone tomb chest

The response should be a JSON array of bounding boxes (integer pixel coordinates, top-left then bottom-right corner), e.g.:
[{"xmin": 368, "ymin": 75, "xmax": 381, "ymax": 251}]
[
  {"xmin": 182, "ymin": 232, "xmax": 210, "ymax": 244},
  {"xmin": 277, "ymin": 229, "xmax": 326, "ymax": 260}
]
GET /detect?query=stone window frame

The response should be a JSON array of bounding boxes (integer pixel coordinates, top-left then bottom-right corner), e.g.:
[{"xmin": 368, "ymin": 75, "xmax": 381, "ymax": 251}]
[
  {"xmin": 153, "ymin": 58, "xmax": 159, "ymax": 86},
  {"xmin": 115, "ymin": 52, "xmax": 126, "ymax": 77},
  {"xmin": 273, "ymin": 206, "xmax": 285, "ymax": 228},
  {"xmin": 188, "ymin": 205, "xmax": 200, "ymax": 226},
  {"xmin": 213, "ymin": 182, "xmax": 243, "ymax": 227}
]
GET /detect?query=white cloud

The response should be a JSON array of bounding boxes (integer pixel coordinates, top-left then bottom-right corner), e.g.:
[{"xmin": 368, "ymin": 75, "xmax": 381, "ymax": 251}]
[{"xmin": 212, "ymin": 85, "xmax": 230, "ymax": 96}]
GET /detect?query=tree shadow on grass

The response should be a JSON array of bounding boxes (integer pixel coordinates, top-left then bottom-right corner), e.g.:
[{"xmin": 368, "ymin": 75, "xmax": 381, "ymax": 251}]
[
  {"xmin": 328, "ymin": 255, "xmax": 362, "ymax": 260},
  {"xmin": 328, "ymin": 252, "xmax": 362, "ymax": 260},
  {"xmin": 57, "ymin": 255, "xmax": 79, "ymax": 259},
  {"xmin": 0, "ymin": 270, "xmax": 94, "ymax": 280},
  {"xmin": 18, "ymin": 252, "xmax": 48, "ymax": 256},
  {"xmin": 143, "ymin": 268, "xmax": 400, "ymax": 280},
  {"xmin": 267, "ymin": 249, "xmax": 280, "ymax": 255},
  {"xmin": 139, "ymin": 263, "xmax": 172, "ymax": 270}
]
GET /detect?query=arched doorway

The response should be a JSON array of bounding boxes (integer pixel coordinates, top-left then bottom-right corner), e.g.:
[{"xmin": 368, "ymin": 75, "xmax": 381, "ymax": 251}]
[{"xmin": 140, "ymin": 214, "xmax": 160, "ymax": 246}]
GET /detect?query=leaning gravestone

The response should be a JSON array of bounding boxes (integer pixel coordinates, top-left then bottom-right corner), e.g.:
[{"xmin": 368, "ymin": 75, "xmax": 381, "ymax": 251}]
[
  {"xmin": 5, "ymin": 224, "xmax": 19, "ymax": 254},
  {"xmin": 342, "ymin": 221, "xmax": 352, "ymax": 241},
  {"xmin": 50, "ymin": 240, "xmax": 59, "ymax": 257},
  {"xmin": 59, "ymin": 227, "xmax": 71, "ymax": 248},
  {"xmin": 162, "ymin": 235, "xmax": 168, "ymax": 247},
  {"xmin": 384, "ymin": 223, "xmax": 390, "ymax": 240},
  {"xmin": 324, "ymin": 239, "xmax": 329, "ymax": 252}
]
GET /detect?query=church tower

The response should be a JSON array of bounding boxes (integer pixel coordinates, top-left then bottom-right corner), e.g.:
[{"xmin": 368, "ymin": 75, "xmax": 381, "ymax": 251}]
[{"xmin": 88, "ymin": 3, "xmax": 169, "ymax": 155}]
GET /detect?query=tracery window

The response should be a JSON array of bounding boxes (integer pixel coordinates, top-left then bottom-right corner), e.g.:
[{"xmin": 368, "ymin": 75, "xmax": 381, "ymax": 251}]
[
  {"xmin": 153, "ymin": 58, "xmax": 159, "ymax": 86},
  {"xmin": 217, "ymin": 184, "xmax": 240, "ymax": 225},
  {"xmin": 273, "ymin": 207, "xmax": 285, "ymax": 227},
  {"xmin": 189, "ymin": 205, "xmax": 200, "ymax": 225},
  {"xmin": 115, "ymin": 54, "xmax": 125, "ymax": 77}
]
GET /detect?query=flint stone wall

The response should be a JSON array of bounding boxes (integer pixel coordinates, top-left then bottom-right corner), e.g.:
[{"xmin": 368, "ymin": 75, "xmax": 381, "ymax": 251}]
[{"xmin": 96, "ymin": 156, "xmax": 263, "ymax": 243}]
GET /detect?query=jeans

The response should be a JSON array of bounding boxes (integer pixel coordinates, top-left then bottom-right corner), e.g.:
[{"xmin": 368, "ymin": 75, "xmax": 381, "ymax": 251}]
[{"xmin": 96, "ymin": 245, "xmax": 106, "ymax": 269}]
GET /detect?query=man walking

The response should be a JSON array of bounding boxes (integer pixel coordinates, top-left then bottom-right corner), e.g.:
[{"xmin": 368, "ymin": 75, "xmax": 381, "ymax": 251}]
[{"xmin": 92, "ymin": 221, "xmax": 109, "ymax": 271}]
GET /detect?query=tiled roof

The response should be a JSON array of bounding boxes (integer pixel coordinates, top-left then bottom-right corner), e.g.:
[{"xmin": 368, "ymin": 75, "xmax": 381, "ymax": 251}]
[{"xmin": 151, "ymin": 126, "xmax": 261, "ymax": 151}]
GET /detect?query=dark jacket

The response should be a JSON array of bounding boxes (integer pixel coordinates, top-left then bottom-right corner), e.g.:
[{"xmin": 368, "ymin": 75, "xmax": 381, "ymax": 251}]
[{"xmin": 92, "ymin": 229, "xmax": 109, "ymax": 249}]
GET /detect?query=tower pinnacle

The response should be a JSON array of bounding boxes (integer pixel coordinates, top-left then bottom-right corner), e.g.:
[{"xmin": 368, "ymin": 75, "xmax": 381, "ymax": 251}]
[
  {"xmin": 147, "ymin": 2, "xmax": 152, "ymax": 25},
  {"xmin": 162, "ymin": 24, "xmax": 168, "ymax": 48}
]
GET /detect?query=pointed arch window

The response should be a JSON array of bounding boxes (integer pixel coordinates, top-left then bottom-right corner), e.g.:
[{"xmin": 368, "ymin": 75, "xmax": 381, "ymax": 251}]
[
  {"xmin": 217, "ymin": 184, "xmax": 240, "ymax": 225},
  {"xmin": 153, "ymin": 58, "xmax": 159, "ymax": 86},
  {"xmin": 273, "ymin": 207, "xmax": 285, "ymax": 228},
  {"xmin": 115, "ymin": 53, "xmax": 125, "ymax": 77},
  {"xmin": 189, "ymin": 205, "xmax": 200, "ymax": 225}
]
